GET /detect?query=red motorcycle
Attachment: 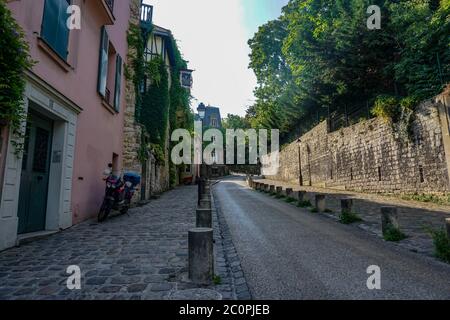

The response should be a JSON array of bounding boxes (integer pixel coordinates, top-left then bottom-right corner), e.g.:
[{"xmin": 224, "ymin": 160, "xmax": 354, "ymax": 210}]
[{"xmin": 98, "ymin": 171, "xmax": 141, "ymax": 222}]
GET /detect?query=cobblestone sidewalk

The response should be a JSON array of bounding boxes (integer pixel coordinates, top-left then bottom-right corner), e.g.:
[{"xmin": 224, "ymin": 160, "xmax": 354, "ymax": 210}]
[
  {"xmin": 0, "ymin": 185, "xmax": 241, "ymax": 300},
  {"xmin": 254, "ymin": 178, "xmax": 450, "ymax": 258}
]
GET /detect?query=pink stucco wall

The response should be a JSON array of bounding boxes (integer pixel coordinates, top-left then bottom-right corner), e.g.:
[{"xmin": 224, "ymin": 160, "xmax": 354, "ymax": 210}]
[{"xmin": 8, "ymin": 0, "xmax": 131, "ymax": 223}]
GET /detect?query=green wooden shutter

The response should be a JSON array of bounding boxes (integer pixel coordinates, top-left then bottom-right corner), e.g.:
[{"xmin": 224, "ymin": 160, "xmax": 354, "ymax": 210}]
[
  {"xmin": 97, "ymin": 26, "xmax": 109, "ymax": 97},
  {"xmin": 41, "ymin": 0, "xmax": 70, "ymax": 60},
  {"xmin": 114, "ymin": 55, "xmax": 123, "ymax": 112}
]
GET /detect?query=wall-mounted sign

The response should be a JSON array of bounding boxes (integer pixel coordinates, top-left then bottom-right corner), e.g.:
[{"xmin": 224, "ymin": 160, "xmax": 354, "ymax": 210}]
[{"xmin": 180, "ymin": 69, "xmax": 193, "ymax": 89}]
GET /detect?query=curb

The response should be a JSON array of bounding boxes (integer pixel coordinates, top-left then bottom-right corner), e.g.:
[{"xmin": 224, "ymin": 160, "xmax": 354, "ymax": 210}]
[{"xmin": 211, "ymin": 183, "xmax": 253, "ymax": 300}]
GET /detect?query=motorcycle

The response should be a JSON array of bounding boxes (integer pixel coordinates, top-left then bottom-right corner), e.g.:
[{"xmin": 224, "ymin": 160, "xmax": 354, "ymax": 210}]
[{"xmin": 98, "ymin": 171, "xmax": 141, "ymax": 222}]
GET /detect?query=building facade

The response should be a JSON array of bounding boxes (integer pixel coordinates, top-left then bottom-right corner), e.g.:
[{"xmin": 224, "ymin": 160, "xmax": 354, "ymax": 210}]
[
  {"xmin": 0, "ymin": 0, "xmax": 131, "ymax": 251},
  {"xmin": 194, "ymin": 103, "xmax": 228, "ymax": 178},
  {"xmin": 123, "ymin": 1, "xmax": 185, "ymax": 200}
]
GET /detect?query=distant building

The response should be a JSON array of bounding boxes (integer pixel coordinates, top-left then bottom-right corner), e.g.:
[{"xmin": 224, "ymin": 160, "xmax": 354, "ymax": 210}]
[
  {"xmin": 195, "ymin": 103, "xmax": 222, "ymax": 129},
  {"xmin": 192, "ymin": 103, "xmax": 228, "ymax": 179}
]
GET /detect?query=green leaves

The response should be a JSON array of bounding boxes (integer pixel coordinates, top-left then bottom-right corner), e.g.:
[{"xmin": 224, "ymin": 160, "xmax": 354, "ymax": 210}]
[
  {"xmin": 0, "ymin": 0, "xmax": 33, "ymax": 155},
  {"xmin": 246, "ymin": 0, "xmax": 449, "ymax": 143}
]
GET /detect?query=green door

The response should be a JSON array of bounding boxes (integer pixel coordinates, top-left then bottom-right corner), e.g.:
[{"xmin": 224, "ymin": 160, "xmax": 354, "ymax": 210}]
[{"xmin": 18, "ymin": 112, "xmax": 53, "ymax": 234}]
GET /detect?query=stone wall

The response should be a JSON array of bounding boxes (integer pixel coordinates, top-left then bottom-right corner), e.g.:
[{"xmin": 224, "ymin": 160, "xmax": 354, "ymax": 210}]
[
  {"xmin": 122, "ymin": 0, "xmax": 143, "ymax": 202},
  {"xmin": 123, "ymin": 0, "xmax": 171, "ymax": 200},
  {"xmin": 268, "ymin": 90, "xmax": 450, "ymax": 194}
]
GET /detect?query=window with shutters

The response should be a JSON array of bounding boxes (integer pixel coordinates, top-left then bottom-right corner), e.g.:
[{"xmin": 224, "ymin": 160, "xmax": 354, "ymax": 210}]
[
  {"xmin": 41, "ymin": 0, "xmax": 71, "ymax": 60},
  {"xmin": 97, "ymin": 26, "xmax": 122, "ymax": 113}
]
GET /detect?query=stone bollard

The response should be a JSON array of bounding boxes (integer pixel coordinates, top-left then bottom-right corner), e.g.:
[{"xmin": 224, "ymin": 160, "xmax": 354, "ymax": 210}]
[
  {"xmin": 256, "ymin": 182, "xmax": 261, "ymax": 190},
  {"xmin": 341, "ymin": 199, "xmax": 353, "ymax": 214},
  {"xmin": 199, "ymin": 199, "xmax": 211, "ymax": 209},
  {"xmin": 315, "ymin": 194, "xmax": 326, "ymax": 212},
  {"xmin": 381, "ymin": 206, "xmax": 399, "ymax": 234},
  {"xmin": 189, "ymin": 228, "xmax": 214, "ymax": 285},
  {"xmin": 297, "ymin": 191, "xmax": 306, "ymax": 202},
  {"xmin": 276, "ymin": 186, "xmax": 282, "ymax": 195},
  {"xmin": 196, "ymin": 208, "xmax": 212, "ymax": 228},
  {"xmin": 286, "ymin": 188, "xmax": 293, "ymax": 197},
  {"xmin": 269, "ymin": 185, "xmax": 275, "ymax": 194},
  {"xmin": 445, "ymin": 218, "xmax": 450, "ymax": 239}
]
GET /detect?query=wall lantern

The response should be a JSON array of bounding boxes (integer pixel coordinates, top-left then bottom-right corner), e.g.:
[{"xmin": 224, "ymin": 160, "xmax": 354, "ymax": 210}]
[{"xmin": 180, "ymin": 69, "xmax": 194, "ymax": 89}]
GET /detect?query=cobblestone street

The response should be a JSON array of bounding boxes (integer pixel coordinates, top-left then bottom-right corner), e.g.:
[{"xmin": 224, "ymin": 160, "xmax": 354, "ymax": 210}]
[{"xmin": 0, "ymin": 185, "xmax": 242, "ymax": 300}]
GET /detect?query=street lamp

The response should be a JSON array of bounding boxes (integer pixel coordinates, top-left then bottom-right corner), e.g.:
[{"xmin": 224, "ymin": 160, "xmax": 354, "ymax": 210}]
[{"xmin": 297, "ymin": 138, "xmax": 303, "ymax": 186}]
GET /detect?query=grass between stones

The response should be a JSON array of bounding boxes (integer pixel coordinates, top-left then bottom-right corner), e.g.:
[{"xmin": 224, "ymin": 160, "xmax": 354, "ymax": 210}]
[
  {"xmin": 275, "ymin": 194, "xmax": 285, "ymax": 199},
  {"xmin": 213, "ymin": 275, "xmax": 222, "ymax": 285},
  {"xmin": 427, "ymin": 228, "xmax": 450, "ymax": 263},
  {"xmin": 339, "ymin": 211, "xmax": 363, "ymax": 224},
  {"xmin": 284, "ymin": 197, "xmax": 296, "ymax": 203},
  {"xmin": 383, "ymin": 226, "xmax": 408, "ymax": 242},
  {"xmin": 297, "ymin": 200, "xmax": 312, "ymax": 208}
]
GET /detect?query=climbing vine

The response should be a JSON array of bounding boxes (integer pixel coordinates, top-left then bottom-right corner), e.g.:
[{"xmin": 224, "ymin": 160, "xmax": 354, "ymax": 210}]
[
  {"xmin": 0, "ymin": 0, "xmax": 33, "ymax": 154},
  {"xmin": 168, "ymin": 37, "xmax": 193, "ymax": 187},
  {"xmin": 127, "ymin": 20, "xmax": 193, "ymax": 187}
]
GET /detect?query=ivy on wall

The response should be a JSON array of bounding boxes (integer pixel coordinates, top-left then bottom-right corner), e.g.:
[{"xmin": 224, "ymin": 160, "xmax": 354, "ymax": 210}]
[
  {"xmin": 168, "ymin": 38, "xmax": 193, "ymax": 187},
  {"xmin": 127, "ymin": 19, "xmax": 193, "ymax": 187},
  {"xmin": 0, "ymin": 0, "xmax": 33, "ymax": 154}
]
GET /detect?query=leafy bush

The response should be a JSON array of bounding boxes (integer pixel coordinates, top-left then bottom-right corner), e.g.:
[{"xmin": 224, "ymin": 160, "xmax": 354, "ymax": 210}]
[
  {"xmin": 371, "ymin": 95, "xmax": 399, "ymax": 121},
  {"xmin": 285, "ymin": 197, "xmax": 296, "ymax": 203},
  {"xmin": 383, "ymin": 225, "xmax": 407, "ymax": 242},
  {"xmin": 429, "ymin": 229, "xmax": 450, "ymax": 263},
  {"xmin": 297, "ymin": 200, "xmax": 312, "ymax": 208},
  {"xmin": 339, "ymin": 211, "xmax": 362, "ymax": 224},
  {"xmin": 0, "ymin": 1, "xmax": 33, "ymax": 154},
  {"xmin": 150, "ymin": 143, "xmax": 165, "ymax": 164}
]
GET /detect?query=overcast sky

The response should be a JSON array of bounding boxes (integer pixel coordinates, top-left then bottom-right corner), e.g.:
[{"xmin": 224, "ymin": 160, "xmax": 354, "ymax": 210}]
[{"xmin": 143, "ymin": 0, "xmax": 288, "ymax": 117}]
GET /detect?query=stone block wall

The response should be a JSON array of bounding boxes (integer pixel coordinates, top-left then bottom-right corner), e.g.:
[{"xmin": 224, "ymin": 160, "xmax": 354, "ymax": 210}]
[
  {"xmin": 268, "ymin": 90, "xmax": 450, "ymax": 194},
  {"xmin": 123, "ymin": 0, "xmax": 170, "ymax": 199}
]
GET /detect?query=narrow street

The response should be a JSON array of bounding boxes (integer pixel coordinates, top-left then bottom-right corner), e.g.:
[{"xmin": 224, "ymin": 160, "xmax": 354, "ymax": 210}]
[{"xmin": 213, "ymin": 176, "xmax": 450, "ymax": 300}]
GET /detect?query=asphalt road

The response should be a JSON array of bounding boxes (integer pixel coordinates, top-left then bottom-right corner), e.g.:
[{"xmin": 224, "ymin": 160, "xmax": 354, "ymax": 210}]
[{"xmin": 213, "ymin": 176, "xmax": 450, "ymax": 300}]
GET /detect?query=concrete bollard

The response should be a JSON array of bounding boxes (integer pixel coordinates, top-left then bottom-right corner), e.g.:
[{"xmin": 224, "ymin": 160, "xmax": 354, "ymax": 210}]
[
  {"xmin": 445, "ymin": 218, "xmax": 450, "ymax": 239},
  {"xmin": 276, "ymin": 186, "xmax": 282, "ymax": 195},
  {"xmin": 189, "ymin": 228, "xmax": 214, "ymax": 285},
  {"xmin": 381, "ymin": 206, "xmax": 399, "ymax": 234},
  {"xmin": 315, "ymin": 194, "xmax": 326, "ymax": 212},
  {"xmin": 199, "ymin": 199, "xmax": 211, "ymax": 209},
  {"xmin": 286, "ymin": 188, "xmax": 293, "ymax": 197},
  {"xmin": 341, "ymin": 199, "xmax": 353, "ymax": 214},
  {"xmin": 297, "ymin": 191, "xmax": 306, "ymax": 202},
  {"xmin": 269, "ymin": 185, "xmax": 275, "ymax": 193},
  {"xmin": 196, "ymin": 208, "xmax": 212, "ymax": 228}
]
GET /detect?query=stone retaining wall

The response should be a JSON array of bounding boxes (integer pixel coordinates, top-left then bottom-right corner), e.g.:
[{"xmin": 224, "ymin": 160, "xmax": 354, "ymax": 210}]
[{"xmin": 268, "ymin": 89, "xmax": 450, "ymax": 194}]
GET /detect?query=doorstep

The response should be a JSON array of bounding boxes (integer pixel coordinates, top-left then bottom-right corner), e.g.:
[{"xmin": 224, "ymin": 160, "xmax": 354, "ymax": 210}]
[{"xmin": 16, "ymin": 230, "xmax": 59, "ymax": 246}]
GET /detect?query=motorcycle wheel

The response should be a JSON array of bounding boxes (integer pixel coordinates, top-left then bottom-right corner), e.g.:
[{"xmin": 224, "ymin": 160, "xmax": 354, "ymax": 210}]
[
  {"xmin": 98, "ymin": 201, "xmax": 112, "ymax": 222},
  {"xmin": 120, "ymin": 199, "xmax": 130, "ymax": 215}
]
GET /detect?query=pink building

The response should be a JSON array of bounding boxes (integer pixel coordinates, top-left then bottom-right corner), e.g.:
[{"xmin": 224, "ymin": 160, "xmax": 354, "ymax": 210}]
[{"xmin": 0, "ymin": 0, "xmax": 131, "ymax": 251}]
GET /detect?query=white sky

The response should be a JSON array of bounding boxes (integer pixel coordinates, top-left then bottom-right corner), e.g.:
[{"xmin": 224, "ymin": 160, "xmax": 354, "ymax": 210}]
[{"xmin": 143, "ymin": 0, "xmax": 258, "ymax": 116}]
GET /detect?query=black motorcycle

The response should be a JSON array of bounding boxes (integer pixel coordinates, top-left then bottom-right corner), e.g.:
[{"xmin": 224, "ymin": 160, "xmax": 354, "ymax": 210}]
[{"xmin": 98, "ymin": 172, "xmax": 141, "ymax": 222}]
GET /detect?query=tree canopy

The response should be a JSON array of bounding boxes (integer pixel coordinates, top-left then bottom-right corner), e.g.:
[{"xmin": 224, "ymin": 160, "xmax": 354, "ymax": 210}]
[{"xmin": 246, "ymin": 0, "xmax": 450, "ymax": 143}]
